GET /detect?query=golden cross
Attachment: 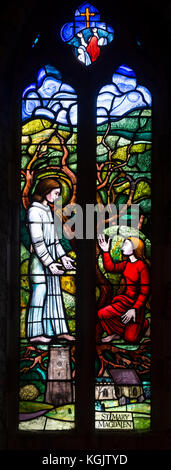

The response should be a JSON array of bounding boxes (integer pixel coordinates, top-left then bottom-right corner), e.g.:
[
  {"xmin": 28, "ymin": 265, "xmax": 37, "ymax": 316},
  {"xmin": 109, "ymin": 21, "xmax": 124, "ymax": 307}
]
[{"xmin": 80, "ymin": 7, "xmax": 95, "ymax": 28}]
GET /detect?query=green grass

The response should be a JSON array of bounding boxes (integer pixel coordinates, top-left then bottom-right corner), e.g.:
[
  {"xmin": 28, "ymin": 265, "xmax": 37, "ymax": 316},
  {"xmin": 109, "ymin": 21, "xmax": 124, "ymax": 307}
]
[
  {"xmin": 19, "ymin": 401, "xmax": 54, "ymax": 414},
  {"xmin": 45, "ymin": 403, "xmax": 75, "ymax": 422}
]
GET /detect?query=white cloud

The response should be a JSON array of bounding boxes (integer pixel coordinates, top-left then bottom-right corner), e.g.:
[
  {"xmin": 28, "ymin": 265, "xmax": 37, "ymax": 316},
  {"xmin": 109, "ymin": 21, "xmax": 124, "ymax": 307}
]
[
  {"xmin": 97, "ymin": 65, "xmax": 152, "ymax": 124},
  {"xmin": 22, "ymin": 68, "xmax": 77, "ymax": 126}
]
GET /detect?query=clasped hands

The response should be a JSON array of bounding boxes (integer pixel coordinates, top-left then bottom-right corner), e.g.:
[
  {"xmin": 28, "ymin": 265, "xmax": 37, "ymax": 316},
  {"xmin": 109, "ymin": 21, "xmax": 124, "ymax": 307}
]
[{"xmin": 49, "ymin": 255, "xmax": 74, "ymax": 275}]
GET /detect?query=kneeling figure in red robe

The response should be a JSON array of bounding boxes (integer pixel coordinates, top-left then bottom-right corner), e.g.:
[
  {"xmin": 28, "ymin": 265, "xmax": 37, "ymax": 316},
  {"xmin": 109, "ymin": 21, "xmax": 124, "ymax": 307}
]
[{"xmin": 96, "ymin": 235, "xmax": 150, "ymax": 344}]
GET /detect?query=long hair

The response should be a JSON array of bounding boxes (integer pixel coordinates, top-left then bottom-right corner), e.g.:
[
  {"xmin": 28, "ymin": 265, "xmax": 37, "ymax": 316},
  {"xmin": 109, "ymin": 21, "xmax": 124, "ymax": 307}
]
[
  {"xmin": 32, "ymin": 178, "xmax": 61, "ymax": 203},
  {"xmin": 118, "ymin": 237, "xmax": 151, "ymax": 307}
]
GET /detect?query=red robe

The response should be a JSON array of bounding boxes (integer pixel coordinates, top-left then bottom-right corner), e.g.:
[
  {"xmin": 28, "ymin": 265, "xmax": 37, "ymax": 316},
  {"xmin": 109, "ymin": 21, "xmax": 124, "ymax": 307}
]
[
  {"xmin": 86, "ymin": 36, "xmax": 100, "ymax": 62},
  {"xmin": 98, "ymin": 253, "xmax": 150, "ymax": 344}
]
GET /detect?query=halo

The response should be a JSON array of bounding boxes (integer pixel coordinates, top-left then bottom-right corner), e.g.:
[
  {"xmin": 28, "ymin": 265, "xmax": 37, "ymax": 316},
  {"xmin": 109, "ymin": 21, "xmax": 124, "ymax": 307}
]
[{"xmin": 33, "ymin": 168, "xmax": 73, "ymax": 206}]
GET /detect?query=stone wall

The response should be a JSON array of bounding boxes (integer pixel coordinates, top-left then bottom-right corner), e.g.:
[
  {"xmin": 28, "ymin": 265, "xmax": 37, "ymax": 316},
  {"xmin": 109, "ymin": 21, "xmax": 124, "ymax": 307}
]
[{"xmin": 0, "ymin": 1, "xmax": 35, "ymax": 449}]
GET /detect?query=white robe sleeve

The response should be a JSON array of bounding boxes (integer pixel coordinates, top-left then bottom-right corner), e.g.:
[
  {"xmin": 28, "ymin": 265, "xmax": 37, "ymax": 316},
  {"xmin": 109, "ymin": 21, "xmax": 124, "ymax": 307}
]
[
  {"xmin": 28, "ymin": 206, "xmax": 54, "ymax": 267},
  {"xmin": 55, "ymin": 240, "xmax": 66, "ymax": 258},
  {"xmin": 54, "ymin": 214, "xmax": 66, "ymax": 258}
]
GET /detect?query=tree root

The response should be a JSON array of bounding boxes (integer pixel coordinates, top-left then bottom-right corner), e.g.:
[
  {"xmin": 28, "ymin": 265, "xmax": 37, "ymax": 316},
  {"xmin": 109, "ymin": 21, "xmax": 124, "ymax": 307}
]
[
  {"xmin": 21, "ymin": 344, "xmax": 76, "ymax": 376},
  {"xmin": 96, "ymin": 339, "xmax": 151, "ymax": 377},
  {"xmin": 20, "ymin": 346, "xmax": 48, "ymax": 373}
]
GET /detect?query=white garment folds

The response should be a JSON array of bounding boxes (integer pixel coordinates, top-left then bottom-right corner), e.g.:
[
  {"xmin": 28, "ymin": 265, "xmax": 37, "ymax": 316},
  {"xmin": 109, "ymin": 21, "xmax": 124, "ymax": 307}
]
[{"xmin": 27, "ymin": 202, "xmax": 68, "ymax": 338}]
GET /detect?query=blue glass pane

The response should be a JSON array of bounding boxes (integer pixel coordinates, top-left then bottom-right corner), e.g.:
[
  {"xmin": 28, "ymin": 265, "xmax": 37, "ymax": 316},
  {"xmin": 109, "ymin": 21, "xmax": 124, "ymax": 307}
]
[
  {"xmin": 61, "ymin": 22, "xmax": 74, "ymax": 42},
  {"xmin": 60, "ymin": 84, "xmax": 76, "ymax": 93},
  {"xmin": 44, "ymin": 65, "xmax": 62, "ymax": 80},
  {"xmin": 57, "ymin": 109, "xmax": 68, "ymax": 124},
  {"xmin": 38, "ymin": 77, "xmax": 61, "ymax": 98},
  {"xmin": 136, "ymin": 86, "xmax": 152, "ymax": 106},
  {"xmin": 112, "ymin": 73, "xmax": 137, "ymax": 93},
  {"xmin": 97, "ymin": 64, "xmax": 152, "ymax": 124},
  {"xmin": 69, "ymin": 105, "xmax": 77, "ymax": 126},
  {"xmin": 110, "ymin": 93, "xmax": 146, "ymax": 118},
  {"xmin": 34, "ymin": 108, "xmax": 55, "ymax": 120},
  {"xmin": 116, "ymin": 64, "xmax": 136, "ymax": 78},
  {"xmin": 75, "ymin": 2, "xmax": 100, "ymax": 22},
  {"xmin": 99, "ymin": 84, "xmax": 122, "ymax": 96},
  {"xmin": 37, "ymin": 68, "xmax": 46, "ymax": 87},
  {"xmin": 22, "ymin": 84, "xmax": 36, "ymax": 99}
]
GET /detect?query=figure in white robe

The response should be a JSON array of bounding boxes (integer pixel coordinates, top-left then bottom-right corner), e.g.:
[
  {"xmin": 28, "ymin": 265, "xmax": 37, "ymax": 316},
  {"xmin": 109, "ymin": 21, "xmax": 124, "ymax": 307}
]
[
  {"xmin": 26, "ymin": 179, "xmax": 75, "ymax": 344},
  {"xmin": 77, "ymin": 45, "xmax": 91, "ymax": 66}
]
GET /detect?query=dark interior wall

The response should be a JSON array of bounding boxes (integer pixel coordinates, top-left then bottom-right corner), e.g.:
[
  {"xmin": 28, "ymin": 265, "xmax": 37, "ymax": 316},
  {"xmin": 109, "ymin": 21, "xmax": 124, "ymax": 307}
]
[{"xmin": 0, "ymin": 0, "xmax": 170, "ymax": 451}]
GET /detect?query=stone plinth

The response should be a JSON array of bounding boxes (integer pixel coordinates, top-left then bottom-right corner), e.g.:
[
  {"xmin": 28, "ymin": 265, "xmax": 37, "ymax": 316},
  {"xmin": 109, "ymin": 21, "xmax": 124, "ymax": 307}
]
[{"xmin": 45, "ymin": 345, "xmax": 73, "ymax": 406}]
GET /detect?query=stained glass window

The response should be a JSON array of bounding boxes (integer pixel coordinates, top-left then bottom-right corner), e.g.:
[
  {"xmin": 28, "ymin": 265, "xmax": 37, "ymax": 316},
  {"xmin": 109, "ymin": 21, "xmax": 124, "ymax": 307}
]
[
  {"xmin": 19, "ymin": 65, "xmax": 77, "ymax": 431},
  {"xmin": 60, "ymin": 2, "xmax": 114, "ymax": 66},
  {"xmin": 18, "ymin": 5, "xmax": 152, "ymax": 435},
  {"xmin": 95, "ymin": 64, "xmax": 152, "ymax": 431}
]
